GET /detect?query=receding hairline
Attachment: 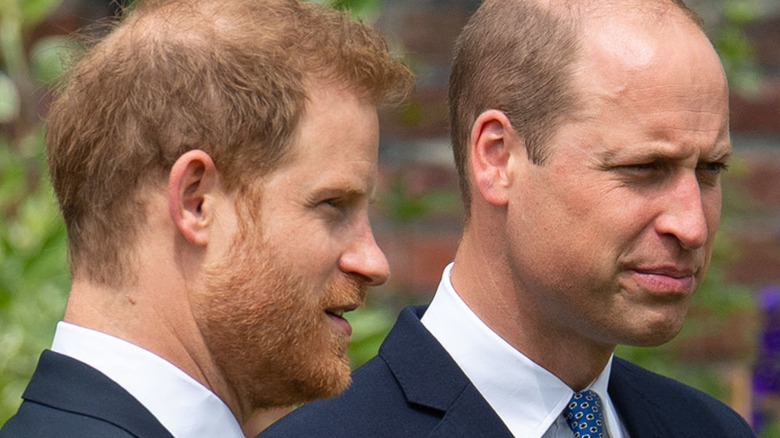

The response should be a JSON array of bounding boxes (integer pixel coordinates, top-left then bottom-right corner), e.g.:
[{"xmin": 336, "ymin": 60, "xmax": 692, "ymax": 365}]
[
  {"xmin": 450, "ymin": 0, "xmax": 707, "ymax": 221},
  {"xmin": 549, "ymin": 0, "xmax": 704, "ymax": 28}
]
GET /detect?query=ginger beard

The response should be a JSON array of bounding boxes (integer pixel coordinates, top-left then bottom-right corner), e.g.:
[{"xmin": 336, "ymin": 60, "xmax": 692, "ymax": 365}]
[{"xmin": 191, "ymin": 222, "xmax": 367, "ymax": 410}]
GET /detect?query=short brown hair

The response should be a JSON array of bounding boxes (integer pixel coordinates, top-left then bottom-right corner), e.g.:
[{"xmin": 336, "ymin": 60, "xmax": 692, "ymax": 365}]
[
  {"xmin": 47, "ymin": 0, "xmax": 413, "ymax": 285},
  {"xmin": 448, "ymin": 0, "xmax": 580, "ymax": 217},
  {"xmin": 448, "ymin": 0, "xmax": 704, "ymax": 218}
]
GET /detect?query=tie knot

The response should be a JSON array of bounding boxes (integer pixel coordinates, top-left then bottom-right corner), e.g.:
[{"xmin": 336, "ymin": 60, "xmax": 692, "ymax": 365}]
[{"xmin": 563, "ymin": 390, "xmax": 604, "ymax": 438}]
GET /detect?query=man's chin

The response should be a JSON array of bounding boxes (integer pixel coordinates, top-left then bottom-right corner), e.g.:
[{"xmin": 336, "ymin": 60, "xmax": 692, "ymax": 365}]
[
  {"xmin": 316, "ymin": 353, "xmax": 353, "ymax": 397},
  {"xmin": 247, "ymin": 362, "xmax": 351, "ymax": 410},
  {"xmin": 622, "ymin": 323, "xmax": 684, "ymax": 348},
  {"xmin": 290, "ymin": 352, "xmax": 353, "ymax": 403},
  {"xmin": 316, "ymin": 373, "xmax": 352, "ymax": 400}
]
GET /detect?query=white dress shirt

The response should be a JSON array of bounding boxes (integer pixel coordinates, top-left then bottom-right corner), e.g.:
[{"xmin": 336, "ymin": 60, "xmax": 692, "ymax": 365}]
[
  {"xmin": 51, "ymin": 322, "xmax": 245, "ymax": 438},
  {"xmin": 421, "ymin": 263, "xmax": 630, "ymax": 438}
]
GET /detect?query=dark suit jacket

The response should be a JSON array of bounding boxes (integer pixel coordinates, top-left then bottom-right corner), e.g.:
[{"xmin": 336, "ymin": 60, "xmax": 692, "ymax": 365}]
[
  {"xmin": 0, "ymin": 350, "xmax": 174, "ymax": 438},
  {"xmin": 260, "ymin": 306, "xmax": 756, "ymax": 437}
]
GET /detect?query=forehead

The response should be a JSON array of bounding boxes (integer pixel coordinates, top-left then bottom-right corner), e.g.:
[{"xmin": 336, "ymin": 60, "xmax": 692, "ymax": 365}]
[
  {"xmin": 288, "ymin": 80, "xmax": 379, "ymax": 159},
  {"xmin": 577, "ymin": 3, "xmax": 724, "ymax": 90},
  {"xmin": 562, "ymin": 6, "xmax": 730, "ymax": 156},
  {"xmin": 261, "ymin": 80, "xmax": 380, "ymax": 194}
]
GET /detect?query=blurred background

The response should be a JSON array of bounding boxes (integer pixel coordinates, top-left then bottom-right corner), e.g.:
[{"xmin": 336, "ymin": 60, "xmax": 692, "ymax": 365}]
[{"xmin": 0, "ymin": 0, "xmax": 778, "ymax": 435}]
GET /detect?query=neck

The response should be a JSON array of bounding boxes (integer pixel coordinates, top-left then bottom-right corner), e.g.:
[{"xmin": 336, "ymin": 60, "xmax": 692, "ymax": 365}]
[
  {"xmin": 63, "ymin": 271, "xmax": 246, "ymax": 422},
  {"xmin": 451, "ymin": 229, "xmax": 615, "ymax": 390}
]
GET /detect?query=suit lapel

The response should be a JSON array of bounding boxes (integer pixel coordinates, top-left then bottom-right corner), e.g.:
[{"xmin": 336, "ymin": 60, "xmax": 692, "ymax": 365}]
[
  {"xmin": 23, "ymin": 350, "xmax": 174, "ymax": 438},
  {"xmin": 379, "ymin": 306, "xmax": 514, "ymax": 438},
  {"xmin": 428, "ymin": 384, "xmax": 518, "ymax": 438},
  {"xmin": 608, "ymin": 358, "xmax": 668, "ymax": 438}
]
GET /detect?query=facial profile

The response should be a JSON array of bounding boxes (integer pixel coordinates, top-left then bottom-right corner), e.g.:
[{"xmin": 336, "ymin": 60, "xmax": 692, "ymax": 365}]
[{"xmin": 190, "ymin": 81, "xmax": 388, "ymax": 414}]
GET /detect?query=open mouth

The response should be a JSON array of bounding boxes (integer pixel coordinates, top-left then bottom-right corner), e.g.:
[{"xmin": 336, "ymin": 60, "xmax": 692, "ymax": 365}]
[
  {"xmin": 325, "ymin": 305, "xmax": 359, "ymax": 336},
  {"xmin": 326, "ymin": 309, "xmax": 346, "ymax": 318},
  {"xmin": 325, "ymin": 303, "xmax": 359, "ymax": 317}
]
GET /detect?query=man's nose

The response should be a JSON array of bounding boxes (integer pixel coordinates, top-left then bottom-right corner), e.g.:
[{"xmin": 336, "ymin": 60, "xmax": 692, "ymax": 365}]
[
  {"xmin": 653, "ymin": 171, "xmax": 711, "ymax": 250},
  {"xmin": 339, "ymin": 220, "xmax": 390, "ymax": 286}
]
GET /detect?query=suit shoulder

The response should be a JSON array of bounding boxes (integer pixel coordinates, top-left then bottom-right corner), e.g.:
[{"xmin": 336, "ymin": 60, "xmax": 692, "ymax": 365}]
[
  {"xmin": 259, "ymin": 356, "xmax": 442, "ymax": 438},
  {"xmin": 2, "ymin": 351, "xmax": 174, "ymax": 438},
  {"xmin": 1, "ymin": 400, "xmax": 138, "ymax": 438},
  {"xmin": 611, "ymin": 357, "xmax": 755, "ymax": 436},
  {"xmin": 613, "ymin": 357, "xmax": 730, "ymax": 406}
]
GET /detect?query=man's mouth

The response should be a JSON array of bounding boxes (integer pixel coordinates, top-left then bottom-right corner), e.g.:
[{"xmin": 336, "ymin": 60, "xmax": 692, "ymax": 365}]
[
  {"xmin": 629, "ymin": 265, "xmax": 697, "ymax": 295},
  {"xmin": 325, "ymin": 305, "xmax": 359, "ymax": 336}
]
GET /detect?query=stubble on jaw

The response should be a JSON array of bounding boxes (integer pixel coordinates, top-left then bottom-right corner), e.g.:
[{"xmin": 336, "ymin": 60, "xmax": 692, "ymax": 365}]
[{"xmin": 192, "ymin": 231, "xmax": 366, "ymax": 414}]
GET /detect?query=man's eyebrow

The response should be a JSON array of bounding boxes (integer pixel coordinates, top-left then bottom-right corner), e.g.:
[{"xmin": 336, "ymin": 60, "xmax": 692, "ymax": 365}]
[
  {"xmin": 598, "ymin": 142, "xmax": 733, "ymax": 166},
  {"xmin": 598, "ymin": 148, "xmax": 678, "ymax": 166},
  {"xmin": 706, "ymin": 141, "xmax": 733, "ymax": 162},
  {"xmin": 309, "ymin": 184, "xmax": 374, "ymax": 202},
  {"xmin": 707, "ymin": 150, "xmax": 732, "ymax": 162}
]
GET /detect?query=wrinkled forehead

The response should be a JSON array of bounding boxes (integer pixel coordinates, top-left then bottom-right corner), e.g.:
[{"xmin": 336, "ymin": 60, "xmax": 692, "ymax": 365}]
[{"xmin": 574, "ymin": 4, "xmax": 728, "ymax": 107}]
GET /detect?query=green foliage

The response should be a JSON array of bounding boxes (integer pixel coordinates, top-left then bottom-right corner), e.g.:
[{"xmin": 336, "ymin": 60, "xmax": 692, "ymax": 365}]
[
  {"xmin": 29, "ymin": 36, "xmax": 77, "ymax": 85},
  {"xmin": 0, "ymin": 73, "xmax": 18, "ymax": 123},
  {"xmin": 316, "ymin": 0, "xmax": 382, "ymax": 21},
  {"xmin": 379, "ymin": 175, "xmax": 460, "ymax": 225},
  {"xmin": 0, "ymin": 0, "xmax": 63, "ymax": 78},
  {"xmin": 346, "ymin": 302, "xmax": 396, "ymax": 368},
  {"xmin": 0, "ymin": 0, "xmax": 71, "ymax": 425},
  {"xmin": 762, "ymin": 424, "xmax": 780, "ymax": 438},
  {"xmin": 0, "ymin": 135, "xmax": 69, "ymax": 425},
  {"xmin": 5, "ymin": 0, "xmax": 64, "ymax": 28},
  {"xmin": 712, "ymin": 0, "xmax": 763, "ymax": 96}
]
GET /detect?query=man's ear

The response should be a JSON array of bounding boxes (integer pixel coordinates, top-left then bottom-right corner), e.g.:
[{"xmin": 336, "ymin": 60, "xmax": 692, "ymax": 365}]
[
  {"xmin": 469, "ymin": 110, "xmax": 520, "ymax": 207},
  {"xmin": 168, "ymin": 150, "xmax": 219, "ymax": 246}
]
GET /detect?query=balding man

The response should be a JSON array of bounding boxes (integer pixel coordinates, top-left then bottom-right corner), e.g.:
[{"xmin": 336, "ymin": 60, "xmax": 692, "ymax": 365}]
[{"xmin": 260, "ymin": 0, "xmax": 755, "ymax": 437}]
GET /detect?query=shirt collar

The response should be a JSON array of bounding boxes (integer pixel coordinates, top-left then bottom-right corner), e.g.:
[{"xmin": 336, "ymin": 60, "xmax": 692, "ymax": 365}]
[
  {"xmin": 51, "ymin": 321, "xmax": 245, "ymax": 438},
  {"xmin": 421, "ymin": 263, "xmax": 623, "ymax": 438}
]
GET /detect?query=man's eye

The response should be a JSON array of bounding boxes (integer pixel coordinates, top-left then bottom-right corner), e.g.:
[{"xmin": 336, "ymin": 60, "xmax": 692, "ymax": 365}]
[
  {"xmin": 322, "ymin": 198, "xmax": 341, "ymax": 208},
  {"xmin": 697, "ymin": 162, "xmax": 729, "ymax": 173},
  {"xmin": 696, "ymin": 162, "xmax": 729, "ymax": 186},
  {"xmin": 321, "ymin": 198, "xmax": 354, "ymax": 214},
  {"xmin": 617, "ymin": 162, "xmax": 660, "ymax": 173}
]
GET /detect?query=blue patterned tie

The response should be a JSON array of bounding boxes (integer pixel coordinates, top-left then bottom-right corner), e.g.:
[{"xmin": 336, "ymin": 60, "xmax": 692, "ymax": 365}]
[{"xmin": 563, "ymin": 390, "xmax": 604, "ymax": 438}]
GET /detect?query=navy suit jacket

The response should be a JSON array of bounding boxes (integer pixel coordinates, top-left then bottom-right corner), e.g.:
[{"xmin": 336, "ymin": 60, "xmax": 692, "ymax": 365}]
[
  {"xmin": 0, "ymin": 350, "xmax": 174, "ymax": 438},
  {"xmin": 260, "ymin": 306, "xmax": 756, "ymax": 437}
]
